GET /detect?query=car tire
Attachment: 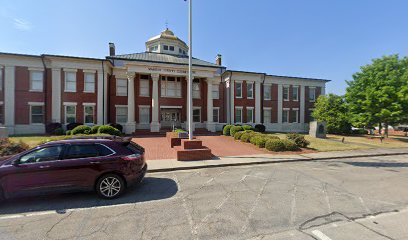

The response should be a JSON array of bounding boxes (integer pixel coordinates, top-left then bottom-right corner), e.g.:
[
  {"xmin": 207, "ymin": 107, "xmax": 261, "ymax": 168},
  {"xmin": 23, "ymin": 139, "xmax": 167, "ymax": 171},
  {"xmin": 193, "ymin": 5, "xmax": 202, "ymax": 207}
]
[{"xmin": 96, "ymin": 174, "xmax": 125, "ymax": 199}]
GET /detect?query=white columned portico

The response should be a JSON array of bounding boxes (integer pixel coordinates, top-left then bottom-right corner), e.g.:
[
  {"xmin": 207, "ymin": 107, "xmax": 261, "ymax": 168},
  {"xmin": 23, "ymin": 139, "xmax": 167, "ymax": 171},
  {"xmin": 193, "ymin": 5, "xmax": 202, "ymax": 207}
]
[
  {"xmin": 97, "ymin": 71, "xmax": 104, "ymax": 125},
  {"xmin": 4, "ymin": 66, "xmax": 15, "ymax": 134},
  {"xmin": 277, "ymin": 84, "xmax": 283, "ymax": 124},
  {"xmin": 206, "ymin": 78, "xmax": 215, "ymax": 132},
  {"xmin": 150, "ymin": 73, "xmax": 160, "ymax": 132},
  {"xmin": 255, "ymin": 82, "xmax": 261, "ymax": 124},
  {"xmin": 124, "ymin": 71, "xmax": 136, "ymax": 134},
  {"xmin": 51, "ymin": 68, "xmax": 62, "ymax": 123},
  {"xmin": 300, "ymin": 85, "xmax": 305, "ymax": 124}
]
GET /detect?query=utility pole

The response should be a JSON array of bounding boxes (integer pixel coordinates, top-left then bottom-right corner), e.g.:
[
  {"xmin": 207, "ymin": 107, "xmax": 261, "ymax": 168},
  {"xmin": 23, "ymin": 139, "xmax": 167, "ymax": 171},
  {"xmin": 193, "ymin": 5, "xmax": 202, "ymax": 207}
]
[{"xmin": 188, "ymin": 0, "xmax": 193, "ymax": 140}]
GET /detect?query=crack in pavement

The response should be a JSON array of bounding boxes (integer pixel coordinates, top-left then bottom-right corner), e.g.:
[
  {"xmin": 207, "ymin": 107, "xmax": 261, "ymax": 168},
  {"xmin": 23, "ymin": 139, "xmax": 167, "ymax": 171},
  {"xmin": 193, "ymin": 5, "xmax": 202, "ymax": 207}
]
[{"xmin": 45, "ymin": 212, "xmax": 73, "ymax": 239}]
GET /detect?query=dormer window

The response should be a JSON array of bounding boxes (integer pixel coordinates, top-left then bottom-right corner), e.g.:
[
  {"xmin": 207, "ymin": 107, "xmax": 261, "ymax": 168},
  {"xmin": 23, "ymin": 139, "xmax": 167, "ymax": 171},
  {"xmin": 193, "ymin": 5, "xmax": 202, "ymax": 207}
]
[
  {"xmin": 169, "ymin": 46, "xmax": 174, "ymax": 51},
  {"xmin": 163, "ymin": 45, "xmax": 169, "ymax": 50}
]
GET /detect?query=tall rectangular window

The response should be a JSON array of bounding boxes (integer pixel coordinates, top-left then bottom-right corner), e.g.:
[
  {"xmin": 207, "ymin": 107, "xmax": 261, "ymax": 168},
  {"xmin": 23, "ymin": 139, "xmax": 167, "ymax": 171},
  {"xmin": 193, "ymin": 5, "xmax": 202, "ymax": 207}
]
[
  {"xmin": 193, "ymin": 79, "xmax": 201, "ymax": 99},
  {"xmin": 292, "ymin": 86, "xmax": 299, "ymax": 101},
  {"xmin": 264, "ymin": 84, "xmax": 271, "ymax": 100},
  {"xmin": 30, "ymin": 105, "xmax": 44, "ymax": 124},
  {"xmin": 282, "ymin": 109, "xmax": 289, "ymax": 123},
  {"xmin": 30, "ymin": 71, "xmax": 43, "ymax": 91},
  {"xmin": 116, "ymin": 106, "xmax": 128, "ymax": 123},
  {"xmin": 84, "ymin": 73, "xmax": 95, "ymax": 93},
  {"xmin": 247, "ymin": 82, "xmax": 254, "ymax": 99},
  {"xmin": 235, "ymin": 107, "xmax": 242, "ymax": 123},
  {"xmin": 236, "ymin": 82, "xmax": 242, "ymax": 98},
  {"xmin": 161, "ymin": 76, "xmax": 181, "ymax": 97},
  {"xmin": 116, "ymin": 79, "xmax": 128, "ymax": 96},
  {"xmin": 247, "ymin": 108, "xmax": 254, "ymax": 123},
  {"xmin": 212, "ymin": 85, "xmax": 219, "ymax": 99},
  {"xmin": 65, "ymin": 72, "xmax": 77, "ymax": 92},
  {"xmin": 263, "ymin": 108, "xmax": 271, "ymax": 123},
  {"xmin": 139, "ymin": 106, "xmax": 150, "ymax": 124},
  {"xmin": 65, "ymin": 105, "xmax": 76, "ymax": 124},
  {"xmin": 140, "ymin": 75, "xmax": 149, "ymax": 96},
  {"xmin": 84, "ymin": 105, "xmax": 95, "ymax": 124},
  {"xmin": 309, "ymin": 87, "xmax": 316, "ymax": 102},
  {"xmin": 213, "ymin": 108, "xmax": 219, "ymax": 123},
  {"xmin": 283, "ymin": 86, "xmax": 289, "ymax": 101},
  {"xmin": 290, "ymin": 109, "xmax": 299, "ymax": 123},
  {"xmin": 193, "ymin": 108, "xmax": 201, "ymax": 122}
]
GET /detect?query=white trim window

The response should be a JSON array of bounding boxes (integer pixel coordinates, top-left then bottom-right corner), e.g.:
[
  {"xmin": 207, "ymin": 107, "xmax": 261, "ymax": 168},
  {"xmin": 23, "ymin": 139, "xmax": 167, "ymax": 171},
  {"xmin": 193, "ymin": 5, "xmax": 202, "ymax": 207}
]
[
  {"xmin": 282, "ymin": 109, "xmax": 289, "ymax": 123},
  {"xmin": 213, "ymin": 107, "xmax": 219, "ymax": 123},
  {"xmin": 246, "ymin": 107, "xmax": 254, "ymax": 123},
  {"xmin": 116, "ymin": 79, "xmax": 128, "ymax": 96},
  {"xmin": 161, "ymin": 76, "xmax": 181, "ymax": 97},
  {"xmin": 193, "ymin": 79, "xmax": 201, "ymax": 99},
  {"xmin": 309, "ymin": 87, "xmax": 316, "ymax": 102},
  {"xmin": 30, "ymin": 71, "xmax": 43, "ymax": 92},
  {"xmin": 84, "ymin": 73, "xmax": 95, "ymax": 93},
  {"xmin": 235, "ymin": 107, "xmax": 243, "ymax": 123},
  {"xmin": 283, "ymin": 86, "xmax": 289, "ymax": 101},
  {"xmin": 30, "ymin": 103, "xmax": 44, "ymax": 124},
  {"xmin": 139, "ymin": 106, "xmax": 150, "ymax": 124},
  {"xmin": 65, "ymin": 105, "xmax": 76, "ymax": 124},
  {"xmin": 292, "ymin": 86, "xmax": 299, "ymax": 101},
  {"xmin": 193, "ymin": 108, "xmax": 201, "ymax": 122},
  {"xmin": 236, "ymin": 82, "xmax": 242, "ymax": 98},
  {"xmin": 263, "ymin": 84, "xmax": 271, "ymax": 100},
  {"xmin": 65, "ymin": 71, "xmax": 77, "ymax": 92},
  {"xmin": 116, "ymin": 106, "xmax": 128, "ymax": 123},
  {"xmin": 247, "ymin": 82, "xmax": 254, "ymax": 99},
  {"xmin": 139, "ymin": 75, "xmax": 149, "ymax": 97},
  {"xmin": 212, "ymin": 84, "xmax": 219, "ymax": 99},
  {"xmin": 290, "ymin": 109, "xmax": 299, "ymax": 123},
  {"xmin": 84, "ymin": 105, "xmax": 95, "ymax": 124},
  {"xmin": 263, "ymin": 108, "xmax": 271, "ymax": 124}
]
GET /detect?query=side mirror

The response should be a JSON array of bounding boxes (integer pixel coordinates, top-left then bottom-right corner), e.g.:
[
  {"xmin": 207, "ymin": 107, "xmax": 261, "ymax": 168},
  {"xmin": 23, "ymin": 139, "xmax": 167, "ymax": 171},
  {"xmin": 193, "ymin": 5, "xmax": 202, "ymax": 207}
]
[{"xmin": 12, "ymin": 160, "xmax": 20, "ymax": 166}]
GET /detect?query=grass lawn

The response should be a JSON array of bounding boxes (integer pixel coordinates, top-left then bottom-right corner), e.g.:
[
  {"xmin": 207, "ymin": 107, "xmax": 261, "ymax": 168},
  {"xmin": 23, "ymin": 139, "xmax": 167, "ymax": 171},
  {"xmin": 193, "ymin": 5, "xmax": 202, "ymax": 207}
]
[
  {"xmin": 9, "ymin": 134, "xmax": 110, "ymax": 148},
  {"xmin": 328, "ymin": 134, "xmax": 408, "ymax": 149}
]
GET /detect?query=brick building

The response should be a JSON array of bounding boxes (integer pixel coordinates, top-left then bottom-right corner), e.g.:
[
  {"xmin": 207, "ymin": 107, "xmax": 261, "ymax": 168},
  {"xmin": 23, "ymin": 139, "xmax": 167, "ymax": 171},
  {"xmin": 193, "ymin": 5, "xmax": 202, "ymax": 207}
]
[{"xmin": 0, "ymin": 28, "xmax": 329, "ymax": 135}]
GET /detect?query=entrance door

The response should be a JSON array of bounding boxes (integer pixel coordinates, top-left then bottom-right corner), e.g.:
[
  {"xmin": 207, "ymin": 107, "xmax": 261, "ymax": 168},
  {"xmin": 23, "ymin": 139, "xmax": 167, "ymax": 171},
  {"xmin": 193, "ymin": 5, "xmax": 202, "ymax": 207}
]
[{"xmin": 161, "ymin": 109, "xmax": 181, "ymax": 128}]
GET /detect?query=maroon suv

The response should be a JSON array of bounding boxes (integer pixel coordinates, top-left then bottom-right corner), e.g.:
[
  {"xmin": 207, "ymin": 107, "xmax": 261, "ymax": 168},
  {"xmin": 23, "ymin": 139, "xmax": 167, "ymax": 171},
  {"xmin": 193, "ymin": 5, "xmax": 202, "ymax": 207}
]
[{"xmin": 0, "ymin": 137, "xmax": 147, "ymax": 200}]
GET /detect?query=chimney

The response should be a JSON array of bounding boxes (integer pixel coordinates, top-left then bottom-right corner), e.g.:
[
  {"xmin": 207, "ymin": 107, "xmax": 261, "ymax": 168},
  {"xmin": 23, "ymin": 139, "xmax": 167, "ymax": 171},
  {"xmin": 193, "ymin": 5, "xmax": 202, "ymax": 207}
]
[
  {"xmin": 109, "ymin": 42, "xmax": 116, "ymax": 56},
  {"xmin": 216, "ymin": 54, "xmax": 222, "ymax": 66}
]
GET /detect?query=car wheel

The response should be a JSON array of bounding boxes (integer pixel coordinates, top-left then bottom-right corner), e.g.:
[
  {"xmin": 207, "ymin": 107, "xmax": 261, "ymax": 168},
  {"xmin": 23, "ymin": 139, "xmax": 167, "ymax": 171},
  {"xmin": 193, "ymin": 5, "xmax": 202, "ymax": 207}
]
[{"xmin": 96, "ymin": 174, "xmax": 125, "ymax": 199}]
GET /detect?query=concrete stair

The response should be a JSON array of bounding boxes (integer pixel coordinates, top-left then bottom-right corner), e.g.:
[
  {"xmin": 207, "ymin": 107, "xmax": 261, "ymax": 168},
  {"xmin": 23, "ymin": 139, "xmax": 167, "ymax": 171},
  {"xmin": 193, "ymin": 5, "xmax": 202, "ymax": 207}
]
[{"xmin": 174, "ymin": 139, "xmax": 212, "ymax": 161}]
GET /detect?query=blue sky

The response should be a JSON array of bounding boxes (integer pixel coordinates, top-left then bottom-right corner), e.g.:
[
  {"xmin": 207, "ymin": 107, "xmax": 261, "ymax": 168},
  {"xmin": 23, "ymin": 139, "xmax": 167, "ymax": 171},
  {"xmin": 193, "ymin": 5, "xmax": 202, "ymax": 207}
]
[{"xmin": 1, "ymin": 0, "xmax": 407, "ymax": 95}]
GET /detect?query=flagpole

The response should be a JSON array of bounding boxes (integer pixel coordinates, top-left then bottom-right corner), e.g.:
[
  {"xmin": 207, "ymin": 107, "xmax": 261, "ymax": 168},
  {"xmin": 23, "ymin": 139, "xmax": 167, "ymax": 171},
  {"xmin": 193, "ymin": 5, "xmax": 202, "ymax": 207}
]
[{"xmin": 188, "ymin": 0, "xmax": 193, "ymax": 140}]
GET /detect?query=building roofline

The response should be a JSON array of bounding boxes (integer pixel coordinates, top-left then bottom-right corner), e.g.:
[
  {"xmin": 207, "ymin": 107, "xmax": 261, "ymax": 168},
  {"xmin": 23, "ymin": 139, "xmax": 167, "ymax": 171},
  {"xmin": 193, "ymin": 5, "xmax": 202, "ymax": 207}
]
[
  {"xmin": 0, "ymin": 52, "xmax": 111, "ymax": 63},
  {"xmin": 223, "ymin": 69, "xmax": 331, "ymax": 82}
]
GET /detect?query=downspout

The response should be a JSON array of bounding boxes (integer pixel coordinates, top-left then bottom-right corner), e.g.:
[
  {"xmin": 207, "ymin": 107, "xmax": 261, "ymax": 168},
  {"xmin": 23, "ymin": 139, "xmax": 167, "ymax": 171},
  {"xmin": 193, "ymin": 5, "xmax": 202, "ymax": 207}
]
[
  {"xmin": 40, "ymin": 55, "xmax": 48, "ymax": 125},
  {"xmin": 101, "ymin": 60, "xmax": 105, "ymax": 125}
]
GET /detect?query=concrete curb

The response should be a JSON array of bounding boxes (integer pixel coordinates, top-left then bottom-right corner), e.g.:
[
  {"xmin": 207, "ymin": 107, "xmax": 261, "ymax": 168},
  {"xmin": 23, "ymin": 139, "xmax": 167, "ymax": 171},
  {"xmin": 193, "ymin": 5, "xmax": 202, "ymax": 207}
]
[{"xmin": 147, "ymin": 152, "xmax": 408, "ymax": 173}]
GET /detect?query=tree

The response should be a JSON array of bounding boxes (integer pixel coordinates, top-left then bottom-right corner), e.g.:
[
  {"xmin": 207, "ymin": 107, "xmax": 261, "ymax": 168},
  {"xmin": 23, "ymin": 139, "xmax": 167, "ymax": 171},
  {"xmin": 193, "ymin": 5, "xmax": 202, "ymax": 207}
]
[
  {"xmin": 312, "ymin": 94, "xmax": 351, "ymax": 134},
  {"xmin": 345, "ymin": 55, "xmax": 408, "ymax": 137}
]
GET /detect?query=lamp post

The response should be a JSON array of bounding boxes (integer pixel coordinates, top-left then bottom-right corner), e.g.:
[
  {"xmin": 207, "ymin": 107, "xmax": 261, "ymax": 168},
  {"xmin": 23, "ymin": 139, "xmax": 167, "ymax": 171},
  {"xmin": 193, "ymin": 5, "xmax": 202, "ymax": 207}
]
[{"xmin": 187, "ymin": 0, "xmax": 193, "ymax": 140}]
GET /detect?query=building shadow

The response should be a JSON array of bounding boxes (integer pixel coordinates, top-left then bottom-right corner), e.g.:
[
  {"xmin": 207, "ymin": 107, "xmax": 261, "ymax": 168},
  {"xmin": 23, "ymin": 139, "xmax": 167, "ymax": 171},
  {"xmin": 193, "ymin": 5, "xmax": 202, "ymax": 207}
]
[
  {"xmin": 0, "ymin": 177, "xmax": 178, "ymax": 215},
  {"xmin": 344, "ymin": 161, "xmax": 408, "ymax": 168}
]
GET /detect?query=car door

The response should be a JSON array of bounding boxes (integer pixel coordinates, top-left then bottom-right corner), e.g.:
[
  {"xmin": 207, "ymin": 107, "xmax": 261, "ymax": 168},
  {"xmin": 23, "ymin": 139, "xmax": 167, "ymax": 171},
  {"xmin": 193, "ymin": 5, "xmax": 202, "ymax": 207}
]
[{"xmin": 3, "ymin": 145, "xmax": 65, "ymax": 197}]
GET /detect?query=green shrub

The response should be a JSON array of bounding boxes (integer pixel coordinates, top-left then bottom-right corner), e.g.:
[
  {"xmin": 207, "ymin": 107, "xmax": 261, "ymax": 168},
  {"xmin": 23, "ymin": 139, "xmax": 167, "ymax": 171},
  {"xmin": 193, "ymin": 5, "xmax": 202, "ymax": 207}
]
[
  {"xmin": 71, "ymin": 125, "xmax": 91, "ymax": 135},
  {"xmin": 223, "ymin": 125, "xmax": 233, "ymax": 136},
  {"xmin": 66, "ymin": 130, "xmax": 72, "ymax": 135},
  {"xmin": 234, "ymin": 131, "xmax": 244, "ymax": 140},
  {"xmin": 98, "ymin": 125, "xmax": 122, "ymax": 136},
  {"xmin": 90, "ymin": 125, "xmax": 101, "ymax": 134},
  {"xmin": 173, "ymin": 128, "xmax": 186, "ymax": 133},
  {"xmin": 230, "ymin": 126, "xmax": 244, "ymax": 136},
  {"xmin": 0, "ymin": 139, "xmax": 30, "ymax": 156},
  {"xmin": 266, "ymin": 135, "xmax": 280, "ymax": 140},
  {"xmin": 240, "ymin": 133, "xmax": 251, "ymax": 142},
  {"xmin": 250, "ymin": 135, "xmax": 262, "ymax": 145},
  {"xmin": 286, "ymin": 133, "xmax": 310, "ymax": 148},
  {"xmin": 265, "ymin": 139, "xmax": 286, "ymax": 152},
  {"xmin": 243, "ymin": 125, "xmax": 253, "ymax": 131},
  {"xmin": 281, "ymin": 139, "xmax": 300, "ymax": 151},
  {"xmin": 254, "ymin": 124, "xmax": 266, "ymax": 133},
  {"xmin": 255, "ymin": 137, "xmax": 268, "ymax": 148},
  {"xmin": 53, "ymin": 128, "xmax": 64, "ymax": 136}
]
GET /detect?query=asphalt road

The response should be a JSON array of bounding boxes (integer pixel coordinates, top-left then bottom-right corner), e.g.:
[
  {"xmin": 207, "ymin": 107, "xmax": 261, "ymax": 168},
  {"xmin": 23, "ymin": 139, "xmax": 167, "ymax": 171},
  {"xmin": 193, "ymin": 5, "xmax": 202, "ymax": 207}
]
[{"xmin": 0, "ymin": 155, "xmax": 408, "ymax": 240}]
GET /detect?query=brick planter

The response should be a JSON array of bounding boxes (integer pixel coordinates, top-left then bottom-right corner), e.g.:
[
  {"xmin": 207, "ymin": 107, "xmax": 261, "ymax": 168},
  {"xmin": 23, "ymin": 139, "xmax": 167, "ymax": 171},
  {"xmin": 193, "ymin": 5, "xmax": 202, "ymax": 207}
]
[{"xmin": 175, "ymin": 139, "xmax": 212, "ymax": 161}]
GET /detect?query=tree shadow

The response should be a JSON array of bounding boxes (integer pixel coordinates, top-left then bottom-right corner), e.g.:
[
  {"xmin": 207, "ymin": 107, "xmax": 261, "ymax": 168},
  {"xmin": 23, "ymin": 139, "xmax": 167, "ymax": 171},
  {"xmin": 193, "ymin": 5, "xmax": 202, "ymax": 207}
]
[
  {"xmin": 343, "ymin": 161, "xmax": 408, "ymax": 168},
  {"xmin": 0, "ymin": 177, "xmax": 178, "ymax": 215}
]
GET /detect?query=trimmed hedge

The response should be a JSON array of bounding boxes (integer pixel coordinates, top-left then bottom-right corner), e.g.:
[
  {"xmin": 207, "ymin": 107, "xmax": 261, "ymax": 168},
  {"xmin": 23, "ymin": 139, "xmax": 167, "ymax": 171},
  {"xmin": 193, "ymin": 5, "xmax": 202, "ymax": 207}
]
[
  {"xmin": 71, "ymin": 125, "xmax": 91, "ymax": 135},
  {"xmin": 230, "ymin": 126, "xmax": 244, "ymax": 136},
  {"xmin": 255, "ymin": 137, "xmax": 268, "ymax": 148},
  {"xmin": 286, "ymin": 133, "xmax": 310, "ymax": 148},
  {"xmin": 90, "ymin": 125, "xmax": 101, "ymax": 134},
  {"xmin": 0, "ymin": 139, "xmax": 29, "ymax": 156},
  {"xmin": 66, "ymin": 122, "xmax": 83, "ymax": 131},
  {"xmin": 98, "ymin": 125, "xmax": 122, "ymax": 136},
  {"xmin": 265, "ymin": 139, "xmax": 286, "ymax": 152},
  {"xmin": 243, "ymin": 125, "xmax": 253, "ymax": 131},
  {"xmin": 281, "ymin": 139, "xmax": 300, "ymax": 151},
  {"xmin": 240, "ymin": 132, "xmax": 252, "ymax": 142},
  {"xmin": 66, "ymin": 130, "xmax": 72, "ymax": 135},
  {"xmin": 234, "ymin": 131, "xmax": 244, "ymax": 140},
  {"xmin": 223, "ymin": 125, "xmax": 233, "ymax": 136},
  {"xmin": 109, "ymin": 123, "xmax": 123, "ymax": 133},
  {"xmin": 254, "ymin": 124, "xmax": 266, "ymax": 133}
]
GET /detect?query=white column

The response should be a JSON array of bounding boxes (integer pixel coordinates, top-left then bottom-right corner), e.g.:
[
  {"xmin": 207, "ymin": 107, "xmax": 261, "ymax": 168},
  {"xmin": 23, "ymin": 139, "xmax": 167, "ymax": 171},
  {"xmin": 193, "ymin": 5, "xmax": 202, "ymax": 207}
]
[
  {"xmin": 150, "ymin": 74, "xmax": 160, "ymax": 132},
  {"xmin": 277, "ymin": 84, "xmax": 283, "ymax": 124},
  {"xmin": 51, "ymin": 68, "xmax": 62, "ymax": 123},
  {"xmin": 124, "ymin": 72, "xmax": 136, "ymax": 134},
  {"xmin": 230, "ymin": 79, "xmax": 235, "ymax": 124},
  {"xmin": 255, "ymin": 82, "xmax": 261, "ymax": 124},
  {"xmin": 97, "ymin": 71, "xmax": 104, "ymax": 125},
  {"xmin": 300, "ymin": 85, "xmax": 305, "ymax": 124},
  {"xmin": 206, "ymin": 78, "xmax": 215, "ymax": 132},
  {"xmin": 4, "ymin": 66, "xmax": 15, "ymax": 134}
]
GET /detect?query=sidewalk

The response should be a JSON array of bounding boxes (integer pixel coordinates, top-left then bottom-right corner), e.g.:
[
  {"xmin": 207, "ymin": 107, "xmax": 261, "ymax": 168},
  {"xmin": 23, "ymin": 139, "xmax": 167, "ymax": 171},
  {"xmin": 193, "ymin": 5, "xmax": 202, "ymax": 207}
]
[{"xmin": 147, "ymin": 148, "xmax": 408, "ymax": 172}]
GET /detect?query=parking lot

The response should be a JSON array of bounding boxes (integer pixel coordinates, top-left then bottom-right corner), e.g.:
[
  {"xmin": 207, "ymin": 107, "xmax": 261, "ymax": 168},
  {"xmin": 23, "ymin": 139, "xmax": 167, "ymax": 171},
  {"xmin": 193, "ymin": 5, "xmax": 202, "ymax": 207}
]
[{"xmin": 0, "ymin": 154, "xmax": 407, "ymax": 240}]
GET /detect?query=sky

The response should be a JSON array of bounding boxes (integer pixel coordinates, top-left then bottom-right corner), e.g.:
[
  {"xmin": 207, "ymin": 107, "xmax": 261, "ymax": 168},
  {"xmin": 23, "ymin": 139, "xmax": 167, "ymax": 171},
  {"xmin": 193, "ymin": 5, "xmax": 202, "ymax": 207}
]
[{"xmin": 1, "ymin": 0, "xmax": 407, "ymax": 95}]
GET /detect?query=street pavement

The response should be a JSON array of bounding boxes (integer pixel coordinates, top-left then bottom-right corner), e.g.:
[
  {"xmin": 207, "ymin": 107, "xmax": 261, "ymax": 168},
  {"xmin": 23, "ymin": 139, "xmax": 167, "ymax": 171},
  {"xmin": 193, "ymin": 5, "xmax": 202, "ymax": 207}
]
[{"xmin": 0, "ymin": 154, "xmax": 408, "ymax": 239}]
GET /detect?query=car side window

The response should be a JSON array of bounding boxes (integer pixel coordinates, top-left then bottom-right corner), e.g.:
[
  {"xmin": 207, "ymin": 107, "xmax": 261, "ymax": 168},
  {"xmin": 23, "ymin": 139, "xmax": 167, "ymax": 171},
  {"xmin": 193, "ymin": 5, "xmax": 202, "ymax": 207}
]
[
  {"xmin": 19, "ymin": 146, "xmax": 64, "ymax": 164},
  {"xmin": 95, "ymin": 144, "xmax": 114, "ymax": 156},
  {"xmin": 64, "ymin": 144, "xmax": 99, "ymax": 159}
]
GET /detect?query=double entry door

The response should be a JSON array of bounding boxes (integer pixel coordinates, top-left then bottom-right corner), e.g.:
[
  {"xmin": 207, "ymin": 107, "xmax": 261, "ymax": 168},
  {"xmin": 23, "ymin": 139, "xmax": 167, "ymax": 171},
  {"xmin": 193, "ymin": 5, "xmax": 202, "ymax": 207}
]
[{"xmin": 160, "ymin": 109, "xmax": 181, "ymax": 128}]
